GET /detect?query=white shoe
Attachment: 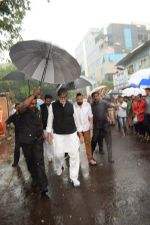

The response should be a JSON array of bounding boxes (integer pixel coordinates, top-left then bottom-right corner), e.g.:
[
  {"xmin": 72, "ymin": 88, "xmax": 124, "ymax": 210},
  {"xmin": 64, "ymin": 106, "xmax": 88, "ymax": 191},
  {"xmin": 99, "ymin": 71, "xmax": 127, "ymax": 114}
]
[
  {"xmin": 48, "ymin": 158, "xmax": 52, "ymax": 163},
  {"xmin": 48, "ymin": 156, "xmax": 53, "ymax": 162},
  {"xmin": 71, "ymin": 179, "xmax": 80, "ymax": 187},
  {"xmin": 56, "ymin": 168, "xmax": 62, "ymax": 176}
]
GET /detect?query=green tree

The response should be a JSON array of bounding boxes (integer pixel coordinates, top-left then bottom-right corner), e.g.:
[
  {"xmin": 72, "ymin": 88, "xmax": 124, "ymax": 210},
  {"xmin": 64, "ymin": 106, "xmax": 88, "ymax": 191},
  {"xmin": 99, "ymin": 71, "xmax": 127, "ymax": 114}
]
[
  {"xmin": 0, "ymin": 64, "xmax": 58, "ymax": 103},
  {"xmin": 0, "ymin": 0, "xmax": 30, "ymax": 51},
  {"xmin": 101, "ymin": 79, "xmax": 113, "ymax": 89}
]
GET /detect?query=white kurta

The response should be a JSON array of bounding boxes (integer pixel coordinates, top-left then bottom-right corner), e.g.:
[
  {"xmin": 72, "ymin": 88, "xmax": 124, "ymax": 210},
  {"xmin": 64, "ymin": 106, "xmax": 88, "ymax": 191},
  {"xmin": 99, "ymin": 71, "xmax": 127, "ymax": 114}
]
[
  {"xmin": 43, "ymin": 130, "xmax": 54, "ymax": 161},
  {"xmin": 46, "ymin": 103, "xmax": 82, "ymax": 181},
  {"xmin": 74, "ymin": 101, "xmax": 93, "ymax": 132}
]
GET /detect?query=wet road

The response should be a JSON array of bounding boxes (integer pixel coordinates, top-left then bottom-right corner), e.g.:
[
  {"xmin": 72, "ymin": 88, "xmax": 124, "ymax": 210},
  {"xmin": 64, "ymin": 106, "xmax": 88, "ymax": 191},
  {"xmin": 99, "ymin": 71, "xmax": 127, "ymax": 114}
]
[{"xmin": 0, "ymin": 128, "xmax": 150, "ymax": 225}]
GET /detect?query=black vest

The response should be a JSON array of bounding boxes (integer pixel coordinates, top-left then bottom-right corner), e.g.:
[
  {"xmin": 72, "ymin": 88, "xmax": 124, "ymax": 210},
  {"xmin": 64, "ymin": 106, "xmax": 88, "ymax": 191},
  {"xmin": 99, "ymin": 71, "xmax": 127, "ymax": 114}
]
[
  {"xmin": 19, "ymin": 108, "xmax": 43, "ymax": 144},
  {"xmin": 52, "ymin": 101, "xmax": 76, "ymax": 135}
]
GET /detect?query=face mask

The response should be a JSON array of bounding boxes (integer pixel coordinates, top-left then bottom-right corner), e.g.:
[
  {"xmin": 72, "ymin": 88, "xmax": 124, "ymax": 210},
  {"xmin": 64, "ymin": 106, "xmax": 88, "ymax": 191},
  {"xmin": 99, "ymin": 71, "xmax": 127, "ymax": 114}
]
[{"xmin": 77, "ymin": 102, "xmax": 83, "ymax": 106}]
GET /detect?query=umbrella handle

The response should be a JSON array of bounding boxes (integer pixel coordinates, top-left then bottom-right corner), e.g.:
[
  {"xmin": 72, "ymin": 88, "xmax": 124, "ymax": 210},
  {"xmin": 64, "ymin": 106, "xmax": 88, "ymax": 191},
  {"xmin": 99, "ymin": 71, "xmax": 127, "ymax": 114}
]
[
  {"xmin": 28, "ymin": 80, "xmax": 30, "ymax": 96},
  {"xmin": 40, "ymin": 45, "xmax": 52, "ymax": 85}
]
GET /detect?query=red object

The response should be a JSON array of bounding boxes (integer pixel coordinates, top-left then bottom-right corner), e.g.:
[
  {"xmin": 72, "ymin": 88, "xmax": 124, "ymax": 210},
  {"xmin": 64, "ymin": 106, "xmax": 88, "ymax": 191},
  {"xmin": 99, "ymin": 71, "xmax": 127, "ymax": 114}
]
[
  {"xmin": 0, "ymin": 109, "xmax": 4, "ymax": 135},
  {"xmin": 132, "ymin": 100, "xmax": 146, "ymax": 122}
]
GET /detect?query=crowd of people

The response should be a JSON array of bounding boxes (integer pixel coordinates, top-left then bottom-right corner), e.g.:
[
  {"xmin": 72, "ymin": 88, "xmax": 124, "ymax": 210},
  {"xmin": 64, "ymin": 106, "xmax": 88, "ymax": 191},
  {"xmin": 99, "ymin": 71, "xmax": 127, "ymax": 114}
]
[
  {"xmin": 6, "ymin": 86, "xmax": 150, "ymax": 195},
  {"xmin": 107, "ymin": 88, "xmax": 150, "ymax": 141},
  {"xmin": 5, "ymin": 87, "xmax": 116, "ymax": 195}
]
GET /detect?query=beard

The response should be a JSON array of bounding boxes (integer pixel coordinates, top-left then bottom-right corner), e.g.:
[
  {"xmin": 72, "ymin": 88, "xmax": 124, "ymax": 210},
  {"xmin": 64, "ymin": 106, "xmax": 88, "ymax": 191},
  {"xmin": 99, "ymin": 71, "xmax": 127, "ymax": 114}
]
[{"xmin": 77, "ymin": 102, "xmax": 83, "ymax": 106}]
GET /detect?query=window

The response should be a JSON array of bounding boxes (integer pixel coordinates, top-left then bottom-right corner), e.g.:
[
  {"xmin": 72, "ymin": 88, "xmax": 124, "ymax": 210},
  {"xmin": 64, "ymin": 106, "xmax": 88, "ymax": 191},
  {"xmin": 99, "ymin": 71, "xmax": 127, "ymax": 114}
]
[
  {"xmin": 127, "ymin": 64, "xmax": 134, "ymax": 74},
  {"xmin": 140, "ymin": 58, "xmax": 147, "ymax": 69}
]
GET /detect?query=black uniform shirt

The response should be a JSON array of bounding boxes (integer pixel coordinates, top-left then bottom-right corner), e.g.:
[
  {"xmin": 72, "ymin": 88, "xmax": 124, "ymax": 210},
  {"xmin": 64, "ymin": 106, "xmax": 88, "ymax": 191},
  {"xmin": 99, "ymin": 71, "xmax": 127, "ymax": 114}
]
[{"xmin": 6, "ymin": 113, "xmax": 20, "ymax": 137}]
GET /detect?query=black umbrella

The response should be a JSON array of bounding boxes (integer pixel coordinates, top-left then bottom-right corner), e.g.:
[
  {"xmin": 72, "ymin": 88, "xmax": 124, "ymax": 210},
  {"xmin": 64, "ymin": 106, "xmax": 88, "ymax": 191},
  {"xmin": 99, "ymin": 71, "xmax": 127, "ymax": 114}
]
[
  {"xmin": 57, "ymin": 75, "xmax": 95, "ymax": 90},
  {"xmin": 3, "ymin": 71, "xmax": 25, "ymax": 81},
  {"xmin": 3, "ymin": 70, "xmax": 31, "ymax": 95}
]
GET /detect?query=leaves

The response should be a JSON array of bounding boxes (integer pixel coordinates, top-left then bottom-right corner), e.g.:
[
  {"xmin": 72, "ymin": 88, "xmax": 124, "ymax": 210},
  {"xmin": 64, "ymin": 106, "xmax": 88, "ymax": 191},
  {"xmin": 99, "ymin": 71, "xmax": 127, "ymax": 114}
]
[
  {"xmin": 0, "ymin": 0, "xmax": 30, "ymax": 52},
  {"xmin": 0, "ymin": 64, "xmax": 57, "ymax": 103}
]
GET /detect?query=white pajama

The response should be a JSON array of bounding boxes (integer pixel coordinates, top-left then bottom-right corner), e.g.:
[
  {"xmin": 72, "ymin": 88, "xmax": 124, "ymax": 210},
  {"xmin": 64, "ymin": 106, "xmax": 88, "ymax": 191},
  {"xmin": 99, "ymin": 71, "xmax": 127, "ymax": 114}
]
[
  {"xmin": 43, "ymin": 130, "xmax": 54, "ymax": 160},
  {"xmin": 53, "ymin": 132, "xmax": 80, "ymax": 181}
]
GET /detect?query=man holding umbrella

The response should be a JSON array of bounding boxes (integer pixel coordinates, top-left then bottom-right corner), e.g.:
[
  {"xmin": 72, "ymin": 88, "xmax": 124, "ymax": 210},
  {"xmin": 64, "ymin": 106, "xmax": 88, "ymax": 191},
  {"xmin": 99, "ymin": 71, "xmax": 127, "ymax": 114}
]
[
  {"xmin": 47, "ymin": 88, "xmax": 84, "ymax": 187},
  {"xmin": 18, "ymin": 87, "xmax": 48, "ymax": 195}
]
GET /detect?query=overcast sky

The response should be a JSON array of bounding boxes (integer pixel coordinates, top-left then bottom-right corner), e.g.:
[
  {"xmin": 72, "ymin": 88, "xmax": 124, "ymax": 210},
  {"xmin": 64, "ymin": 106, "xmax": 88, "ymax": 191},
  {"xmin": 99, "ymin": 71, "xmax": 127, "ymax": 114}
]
[{"xmin": 22, "ymin": 0, "xmax": 150, "ymax": 56}]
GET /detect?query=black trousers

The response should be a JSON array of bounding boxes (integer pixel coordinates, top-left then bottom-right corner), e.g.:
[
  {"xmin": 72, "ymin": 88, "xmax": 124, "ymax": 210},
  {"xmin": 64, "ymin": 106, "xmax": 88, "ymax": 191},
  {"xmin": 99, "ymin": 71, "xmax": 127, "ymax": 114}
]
[
  {"xmin": 143, "ymin": 114, "xmax": 150, "ymax": 136},
  {"xmin": 91, "ymin": 124, "xmax": 112, "ymax": 160},
  {"xmin": 13, "ymin": 136, "xmax": 21, "ymax": 165},
  {"xmin": 134, "ymin": 121, "xmax": 145, "ymax": 135},
  {"xmin": 21, "ymin": 141, "xmax": 48, "ymax": 191}
]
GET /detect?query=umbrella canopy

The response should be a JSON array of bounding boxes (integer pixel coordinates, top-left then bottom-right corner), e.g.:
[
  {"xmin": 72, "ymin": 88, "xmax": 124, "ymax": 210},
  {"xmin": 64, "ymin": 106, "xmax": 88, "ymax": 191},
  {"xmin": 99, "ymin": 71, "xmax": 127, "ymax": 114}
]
[
  {"xmin": 129, "ymin": 68, "xmax": 150, "ymax": 87},
  {"xmin": 3, "ymin": 70, "xmax": 31, "ymax": 95},
  {"xmin": 9, "ymin": 40, "xmax": 81, "ymax": 84},
  {"xmin": 58, "ymin": 75, "xmax": 95, "ymax": 90},
  {"xmin": 3, "ymin": 70, "xmax": 26, "ymax": 81},
  {"xmin": 137, "ymin": 79, "xmax": 150, "ymax": 88},
  {"xmin": 108, "ymin": 89, "xmax": 122, "ymax": 95},
  {"xmin": 122, "ymin": 87, "xmax": 146, "ymax": 97},
  {"xmin": 90, "ymin": 85, "xmax": 109, "ymax": 96}
]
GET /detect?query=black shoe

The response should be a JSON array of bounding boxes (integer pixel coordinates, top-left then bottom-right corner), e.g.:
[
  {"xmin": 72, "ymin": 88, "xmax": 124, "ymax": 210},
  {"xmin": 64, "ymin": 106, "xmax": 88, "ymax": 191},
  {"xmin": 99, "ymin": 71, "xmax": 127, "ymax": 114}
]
[
  {"xmin": 31, "ymin": 180, "xmax": 38, "ymax": 188},
  {"xmin": 108, "ymin": 159, "xmax": 114, "ymax": 163},
  {"xmin": 40, "ymin": 188, "xmax": 48, "ymax": 196},
  {"xmin": 12, "ymin": 163, "xmax": 18, "ymax": 167}
]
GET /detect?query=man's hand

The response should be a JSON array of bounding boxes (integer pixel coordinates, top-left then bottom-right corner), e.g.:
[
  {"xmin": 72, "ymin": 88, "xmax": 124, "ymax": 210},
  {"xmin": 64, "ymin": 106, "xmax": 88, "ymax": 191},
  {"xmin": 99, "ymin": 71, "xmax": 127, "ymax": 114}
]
[
  {"xmin": 89, "ymin": 123, "xmax": 93, "ymax": 130},
  {"xmin": 47, "ymin": 133, "xmax": 53, "ymax": 144},
  {"xmin": 33, "ymin": 87, "xmax": 41, "ymax": 97},
  {"xmin": 78, "ymin": 133, "xmax": 84, "ymax": 144}
]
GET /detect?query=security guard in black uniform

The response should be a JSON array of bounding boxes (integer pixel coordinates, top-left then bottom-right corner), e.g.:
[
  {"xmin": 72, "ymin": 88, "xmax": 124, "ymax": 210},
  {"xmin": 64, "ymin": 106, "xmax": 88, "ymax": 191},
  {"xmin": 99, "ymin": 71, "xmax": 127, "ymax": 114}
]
[{"xmin": 18, "ymin": 87, "xmax": 48, "ymax": 195}]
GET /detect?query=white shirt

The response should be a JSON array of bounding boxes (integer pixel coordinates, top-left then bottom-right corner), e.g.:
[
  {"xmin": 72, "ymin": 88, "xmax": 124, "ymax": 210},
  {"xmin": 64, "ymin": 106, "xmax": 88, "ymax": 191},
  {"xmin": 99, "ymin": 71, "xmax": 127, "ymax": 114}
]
[
  {"xmin": 74, "ymin": 102, "xmax": 93, "ymax": 132},
  {"xmin": 46, "ymin": 103, "xmax": 82, "ymax": 133},
  {"xmin": 117, "ymin": 102, "xmax": 127, "ymax": 117}
]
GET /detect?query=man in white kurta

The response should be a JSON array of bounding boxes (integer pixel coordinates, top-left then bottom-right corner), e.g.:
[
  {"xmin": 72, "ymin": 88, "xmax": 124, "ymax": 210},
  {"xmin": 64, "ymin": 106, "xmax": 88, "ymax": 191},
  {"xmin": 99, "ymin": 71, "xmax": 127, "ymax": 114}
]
[
  {"xmin": 74, "ymin": 93, "xmax": 97, "ymax": 165},
  {"xmin": 46, "ymin": 88, "xmax": 83, "ymax": 187},
  {"xmin": 40, "ymin": 94, "xmax": 54, "ymax": 162}
]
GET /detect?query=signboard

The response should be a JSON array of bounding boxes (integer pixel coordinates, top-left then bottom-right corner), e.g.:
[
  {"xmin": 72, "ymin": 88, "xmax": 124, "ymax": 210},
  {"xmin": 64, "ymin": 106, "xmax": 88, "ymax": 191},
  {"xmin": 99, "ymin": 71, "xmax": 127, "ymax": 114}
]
[
  {"xmin": 113, "ymin": 69, "xmax": 129, "ymax": 90},
  {"xmin": 0, "ymin": 96, "xmax": 9, "ymax": 136}
]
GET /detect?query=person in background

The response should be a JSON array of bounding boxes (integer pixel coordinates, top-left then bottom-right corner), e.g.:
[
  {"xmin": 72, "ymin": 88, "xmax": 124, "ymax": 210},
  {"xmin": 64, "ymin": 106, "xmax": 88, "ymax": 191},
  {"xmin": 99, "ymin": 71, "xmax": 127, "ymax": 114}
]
[
  {"xmin": 143, "ymin": 88, "xmax": 150, "ymax": 141},
  {"xmin": 127, "ymin": 96, "xmax": 134, "ymax": 132},
  {"xmin": 40, "ymin": 94, "xmax": 53, "ymax": 162},
  {"xmin": 87, "ymin": 95, "xmax": 93, "ymax": 104},
  {"xmin": 47, "ymin": 88, "xmax": 84, "ymax": 187},
  {"xmin": 117, "ymin": 96, "xmax": 127, "ymax": 136},
  {"xmin": 132, "ymin": 94, "xmax": 146, "ymax": 139},
  {"xmin": 91, "ymin": 92, "xmax": 114, "ymax": 163},
  {"xmin": 74, "ymin": 93, "xmax": 97, "ymax": 166},
  {"xmin": 6, "ymin": 103, "xmax": 21, "ymax": 167},
  {"xmin": 108, "ymin": 98, "xmax": 116, "ymax": 126},
  {"xmin": 18, "ymin": 88, "xmax": 48, "ymax": 195}
]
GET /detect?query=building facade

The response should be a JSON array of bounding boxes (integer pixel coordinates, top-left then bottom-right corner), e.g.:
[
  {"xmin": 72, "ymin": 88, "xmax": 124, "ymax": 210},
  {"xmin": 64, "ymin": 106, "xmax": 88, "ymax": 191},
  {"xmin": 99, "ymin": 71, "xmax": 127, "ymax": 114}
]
[
  {"xmin": 114, "ymin": 40, "xmax": 150, "ymax": 90},
  {"xmin": 75, "ymin": 23, "xmax": 150, "ymax": 88}
]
